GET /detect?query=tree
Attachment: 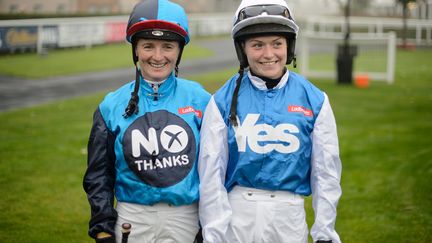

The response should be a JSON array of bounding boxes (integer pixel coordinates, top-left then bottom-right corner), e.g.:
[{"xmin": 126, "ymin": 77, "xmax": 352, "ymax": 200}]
[
  {"xmin": 397, "ymin": 0, "xmax": 417, "ymax": 48},
  {"xmin": 334, "ymin": 0, "xmax": 372, "ymax": 15},
  {"xmin": 351, "ymin": 0, "xmax": 371, "ymax": 15}
]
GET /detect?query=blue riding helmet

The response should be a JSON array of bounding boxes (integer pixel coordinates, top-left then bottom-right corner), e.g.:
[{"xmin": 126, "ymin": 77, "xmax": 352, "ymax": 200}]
[
  {"xmin": 126, "ymin": 0, "xmax": 190, "ymax": 45},
  {"xmin": 126, "ymin": 0, "xmax": 190, "ymax": 64}
]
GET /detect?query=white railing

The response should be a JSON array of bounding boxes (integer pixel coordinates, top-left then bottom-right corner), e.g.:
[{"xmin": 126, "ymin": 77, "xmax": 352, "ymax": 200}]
[
  {"xmin": 189, "ymin": 13, "xmax": 232, "ymax": 37},
  {"xmin": 0, "ymin": 14, "xmax": 233, "ymax": 54},
  {"xmin": 0, "ymin": 14, "xmax": 430, "ymax": 55},
  {"xmin": 305, "ymin": 16, "xmax": 432, "ymax": 45},
  {"xmin": 299, "ymin": 31, "xmax": 397, "ymax": 84}
]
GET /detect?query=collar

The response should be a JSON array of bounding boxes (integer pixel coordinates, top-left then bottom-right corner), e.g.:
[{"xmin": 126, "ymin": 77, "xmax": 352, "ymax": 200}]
[
  {"xmin": 140, "ymin": 72, "xmax": 176, "ymax": 100},
  {"xmin": 247, "ymin": 68, "xmax": 290, "ymax": 90}
]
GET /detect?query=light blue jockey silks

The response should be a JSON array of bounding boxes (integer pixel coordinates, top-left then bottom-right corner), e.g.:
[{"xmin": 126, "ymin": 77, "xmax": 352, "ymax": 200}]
[
  {"xmin": 213, "ymin": 70, "xmax": 324, "ymax": 195},
  {"xmin": 98, "ymin": 73, "xmax": 210, "ymax": 205}
]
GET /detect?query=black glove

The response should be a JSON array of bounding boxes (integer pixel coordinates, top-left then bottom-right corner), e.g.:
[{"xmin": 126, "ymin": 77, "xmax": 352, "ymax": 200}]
[
  {"xmin": 316, "ymin": 241, "xmax": 332, "ymax": 243},
  {"xmin": 193, "ymin": 228, "xmax": 203, "ymax": 243},
  {"xmin": 95, "ymin": 235, "xmax": 116, "ymax": 243}
]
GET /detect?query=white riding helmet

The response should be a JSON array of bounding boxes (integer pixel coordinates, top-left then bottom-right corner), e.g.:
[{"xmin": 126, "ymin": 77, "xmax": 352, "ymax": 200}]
[{"xmin": 232, "ymin": 0, "xmax": 299, "ymax": 67}]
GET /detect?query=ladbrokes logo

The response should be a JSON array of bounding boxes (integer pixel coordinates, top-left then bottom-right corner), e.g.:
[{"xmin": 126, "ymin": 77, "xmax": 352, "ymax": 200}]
[
  {"xmin": 288, "ymin": 105, "xmax": 313, "ymax": 117},
  {"xmin": 123, "ymin": 110, "xmax": 196, "ymax": 188},
  {"xmin": 234, "ymin": 114, "xmax": 300, "ymax": 154},
  {"xmin": 178, "ymin": 106, "xmax": 202, "ymax": 118}
]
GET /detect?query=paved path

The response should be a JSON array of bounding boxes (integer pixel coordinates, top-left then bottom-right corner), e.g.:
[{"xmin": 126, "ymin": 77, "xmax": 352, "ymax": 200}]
[{"xmin": 0, "ymin": 37, "xmax": 237, "ymax": 112}]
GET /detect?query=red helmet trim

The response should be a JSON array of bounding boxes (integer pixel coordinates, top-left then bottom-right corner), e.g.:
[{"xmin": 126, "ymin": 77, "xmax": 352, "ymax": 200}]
[{"xmin": 127, "ymin": 20, "xmax": 187, "ymax": 40}]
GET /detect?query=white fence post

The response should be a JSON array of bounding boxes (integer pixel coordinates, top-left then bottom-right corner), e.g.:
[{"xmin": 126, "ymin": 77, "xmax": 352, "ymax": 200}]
[
  {"xmin": 387, "ymin": 31, "xmax": 396, "ymax": 84},
  {"xmin": 37, "ymin": 24, "xmax": 43, "ymax": 55},
  {"xmin": 299, "ymin": 35, "xmax": 309, "ymax": 76}
]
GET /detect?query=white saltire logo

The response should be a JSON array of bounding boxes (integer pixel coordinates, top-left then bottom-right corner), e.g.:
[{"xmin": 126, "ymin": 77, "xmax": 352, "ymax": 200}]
[
  {"xmin": 234, "ymin": 114, "xmax": 300, "ymax": 154},
  {"xmin": 161, "ymin": 125, "xmax": 188, "ymax": 153}
]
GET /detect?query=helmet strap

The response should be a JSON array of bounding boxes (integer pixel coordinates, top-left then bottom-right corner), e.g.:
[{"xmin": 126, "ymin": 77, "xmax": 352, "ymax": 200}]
[
  {"xmin": 131, "ymin": 42, "xmax": 138, "ymax": 64},
  {"xmin": 123, "ymin": 65, "xmax": 141, "ymax": 118},
  {"xmin": 174, "ymin": 43, "xmax": 185, "ymax": 77},
  {"xmin": 229, "ymin": 67, "xmax": 245, "ymax": 127},
  {"xmin": 234, "ymin": 41, "xmax": 248, "ymax": 68}
]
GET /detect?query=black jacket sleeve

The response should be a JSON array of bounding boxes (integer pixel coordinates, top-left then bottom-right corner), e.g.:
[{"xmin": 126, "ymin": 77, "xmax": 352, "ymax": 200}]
[{"xmin": 83, "ymin": 107, "xmax": 117, "ymax": 239}]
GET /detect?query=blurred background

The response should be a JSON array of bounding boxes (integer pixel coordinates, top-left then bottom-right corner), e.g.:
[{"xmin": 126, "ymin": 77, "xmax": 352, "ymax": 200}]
[
  {"xmin": 0, "ymin": 0, "xmax": 431, "ymax": 242},
  {"xmin": 0, "ymin": 0, "xmax": 431, "ymax": 56},
  {"xmin": 1, "ymin": 0, "xmax": 431, "ymax": 109}
]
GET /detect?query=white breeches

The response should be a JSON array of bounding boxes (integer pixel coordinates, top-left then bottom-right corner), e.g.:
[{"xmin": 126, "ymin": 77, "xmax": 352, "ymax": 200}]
[
  {"xmin": 115, "ymin": 201, "xmax": 199, "ymax": 243},
  {"xmin": 226, "ymin": 186, "xmax": 308, "ymax": 243}
]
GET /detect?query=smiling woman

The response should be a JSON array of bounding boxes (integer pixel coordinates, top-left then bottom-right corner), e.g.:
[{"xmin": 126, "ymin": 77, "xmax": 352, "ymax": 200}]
[
  {"xmin": 82, "ymin": 0, "xmax": 211, "ymax": 242},
  {"xmin": 197, "ymin": 0, "xmax": 343, "ymax": 243},
  {"xmin": 135, "ymin": 39, "xmax": 180, "ymax": 82},
  {"xmin": 243, "ymin": 35, "xmax": 288, "ymax": 79}
]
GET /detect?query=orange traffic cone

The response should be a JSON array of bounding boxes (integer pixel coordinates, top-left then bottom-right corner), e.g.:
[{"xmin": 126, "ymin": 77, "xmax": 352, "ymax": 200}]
[{"xmin": 355, "ymin": 74, "xmax": 369, "ymax": 88}]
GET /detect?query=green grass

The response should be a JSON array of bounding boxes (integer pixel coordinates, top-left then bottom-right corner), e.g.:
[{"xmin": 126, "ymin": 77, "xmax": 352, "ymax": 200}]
[
  {"xmin": 304, "ymin": 49, "xmax": 432, "ymax": 242},
  {"xmin": 0, "ymin": 94, "xmax": 102, "ymax": 242},
  {"xmin": 0, "ymin": 48, "xmax": 431, "ymax": 242},
  {"xmin": 309, "ymin": 50, "xmax": 389, "ymax": 73},
  {"xmin": 0, "ymin": 41, "xmax": 213, "ymax": 79}
]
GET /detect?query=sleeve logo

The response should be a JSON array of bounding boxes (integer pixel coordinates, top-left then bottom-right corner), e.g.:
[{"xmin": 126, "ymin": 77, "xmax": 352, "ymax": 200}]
[
  {"xmin": 288, "ymin": 105, "xmax": 313, "ymax": 117},
  {"xmin": 178, "ymin": 106, "xmax": 202, "ymax": 118}
]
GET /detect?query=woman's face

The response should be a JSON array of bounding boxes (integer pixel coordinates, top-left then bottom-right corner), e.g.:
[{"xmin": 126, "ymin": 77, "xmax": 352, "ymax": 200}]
[
  {"xmin": 243, "ymin": 35, "xmax": 287, "ymax": 79},
  {"xmin": 135, "ymin": 39, "xmax": 180, "ymax": 82}
]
